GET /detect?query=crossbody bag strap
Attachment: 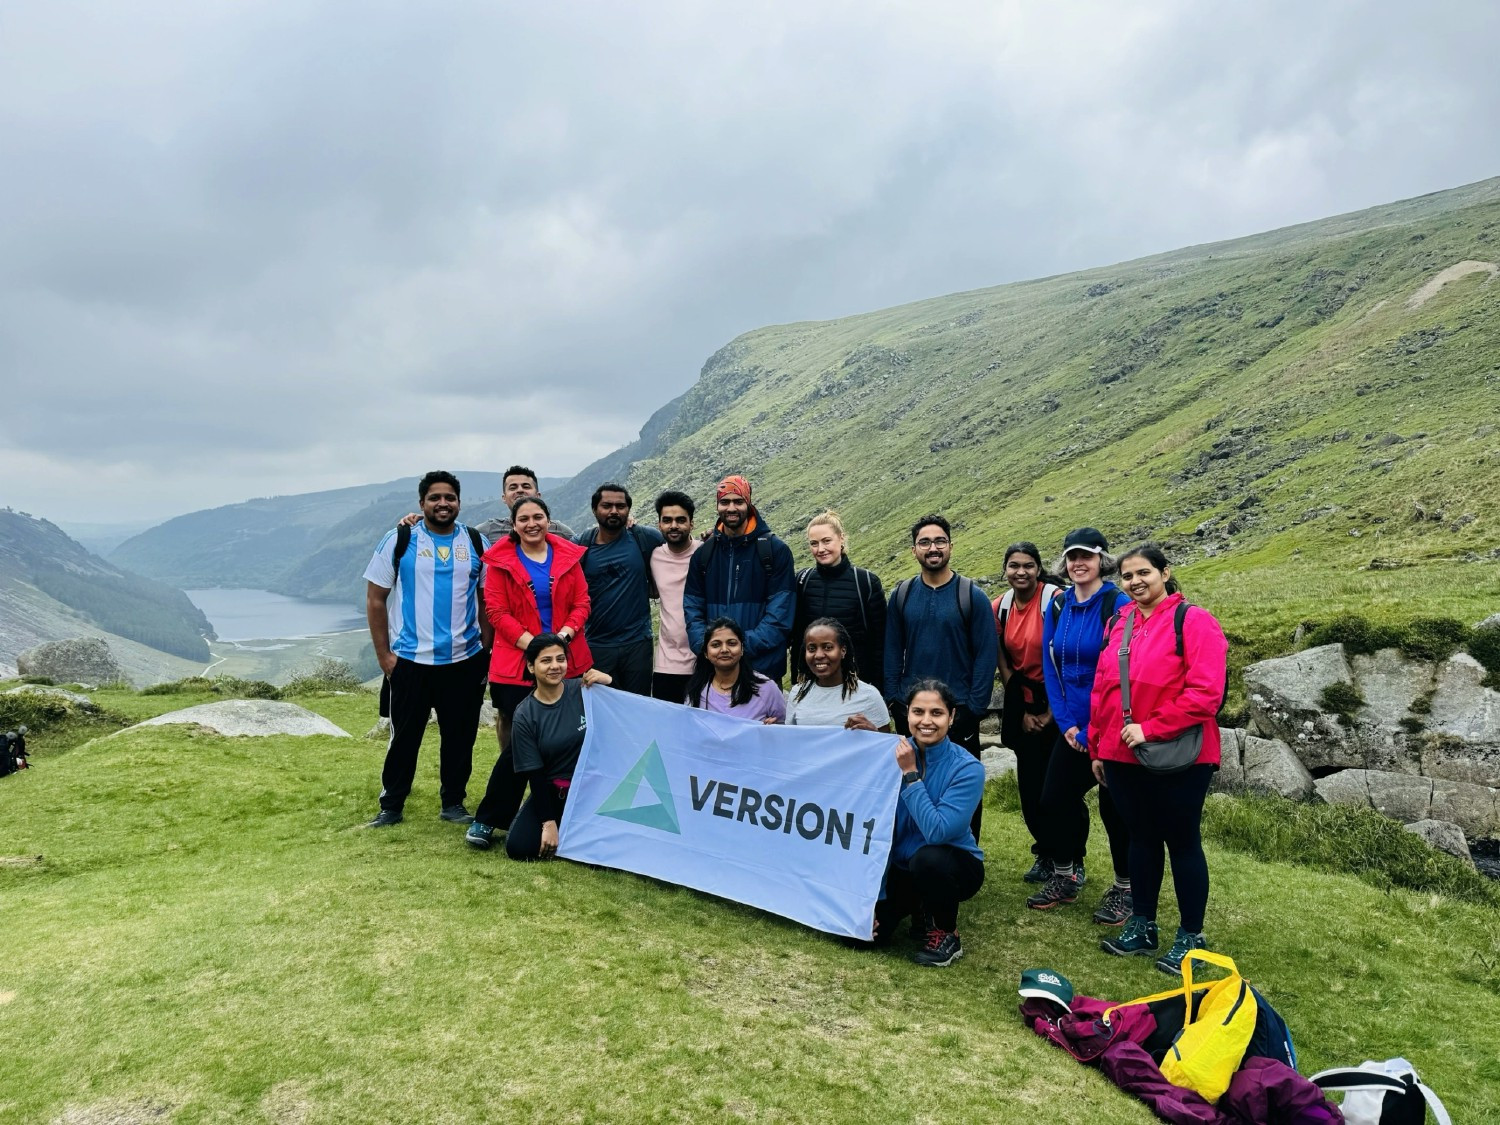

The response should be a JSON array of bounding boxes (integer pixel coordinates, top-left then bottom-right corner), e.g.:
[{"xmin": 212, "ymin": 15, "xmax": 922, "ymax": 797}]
[{"xmin": 1117, "ymin": 613, "xmax": 1136, "ymax": 725}]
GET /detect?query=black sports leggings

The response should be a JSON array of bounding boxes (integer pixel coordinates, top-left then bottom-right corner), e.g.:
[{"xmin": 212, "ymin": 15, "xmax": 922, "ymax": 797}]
[
  {"xmin": 875, "ymin": 845, "xmax": 985, "ymax": 934},
  {"xmin": 1103, "ymin": 762, "xmax": 1215, "ymax": 932},
  {"xmin": 1037, "ymin": 732, "xmax": 1130, "ymax": 879}
]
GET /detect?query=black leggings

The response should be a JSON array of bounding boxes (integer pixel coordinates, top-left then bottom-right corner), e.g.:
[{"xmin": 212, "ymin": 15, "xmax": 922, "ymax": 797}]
[
  {"xmin": 875, "ymin": 845, "xmax": 985, "ymax": 934},
  {"xmin": 1103, "ymin": 762, "xmax": 1214, "ymax": 932},
  {"xmin": 1037, "ymin": 732, "xmax": 1130, "ymax": 879},
  {"xmin": 505, "ymin": 789, "xmax": 567, "ymax": 861},
  {"xmin": 473, "ymin": 683, "xmax": 533, "ymax": 829},
  {"xmin": 1001, "ymin": 675, "xmax": 1057, "ymax": 859}
]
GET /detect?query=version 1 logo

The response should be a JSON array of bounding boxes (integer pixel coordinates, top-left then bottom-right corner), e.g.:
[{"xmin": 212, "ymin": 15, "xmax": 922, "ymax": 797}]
[{"xmin": 595, "ymin": 741, "xmax": 680, "ymax": 834}]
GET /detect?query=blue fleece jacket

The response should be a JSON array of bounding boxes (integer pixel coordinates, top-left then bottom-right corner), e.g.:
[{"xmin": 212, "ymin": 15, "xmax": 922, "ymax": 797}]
[
  {"xmin": 683, "ymin": 511, "xmax": 796, "ymax": 680},
  {"xmin": 889, "ymin": 736, "xmax": 985, "ymax": 870},
  {"xmin": 1039, "ymin": 582, "xmax": 1126, "ymax": 750},
  {"xmin": 883, "ymin": 573, "xmax": 998, "ymax": 716}
]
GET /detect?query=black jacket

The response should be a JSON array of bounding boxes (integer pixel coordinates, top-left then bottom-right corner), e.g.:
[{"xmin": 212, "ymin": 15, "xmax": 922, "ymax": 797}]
[{"xmin": 789, "ymin": 556, "xmax": 887, "ymax": 688}]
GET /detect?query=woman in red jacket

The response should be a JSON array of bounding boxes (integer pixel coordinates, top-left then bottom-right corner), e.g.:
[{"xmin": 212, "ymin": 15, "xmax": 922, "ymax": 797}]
[
  {"xmin": 1088, "ymin": 544, "xmax": 1227, "ymax": 975},
  {"xmin": 467, "ymin": 495, "xmax": 593, "ymax": 849}
]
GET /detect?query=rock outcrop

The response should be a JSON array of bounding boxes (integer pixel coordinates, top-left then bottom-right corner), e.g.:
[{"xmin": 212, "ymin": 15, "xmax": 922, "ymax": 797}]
[
  {"xmin": 1312, "ymin": 768, "xmax": 1499, "ymax": 838},
  {"xmin": 3, "ymin": 685, "xmax": 98, "ymax": 711},
  {"xmin": 1213, "ymin": 726, "xmax": 1314, "ymax": 799},
  {"xmin": 1245, "ymin": 644, "xmax": 1500, "ymax": 787},
  {"xmin": 130, "ymin": 700, "xmax": 350, "ymax": 738},
  {"xmin": 1403, "ymin": 819, "xmax": 1474, "ymax": 865},
  {"xmin": 16, "ymin": 638, "xmax": 125, "ymax": 687}
]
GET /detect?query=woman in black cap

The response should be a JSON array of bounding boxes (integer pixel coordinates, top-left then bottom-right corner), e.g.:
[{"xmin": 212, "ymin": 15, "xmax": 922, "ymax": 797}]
[{"xmin": 1028, "ymin": 528, "xmax": 1134, "ymax": 927}]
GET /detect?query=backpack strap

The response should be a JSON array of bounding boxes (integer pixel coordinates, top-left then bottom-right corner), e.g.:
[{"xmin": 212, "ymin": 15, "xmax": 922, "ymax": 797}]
[
  {"xmin": 628, "ymin": 526, "xmax": 659, "ymax": 599},
  {"xmin": 757, "ymin": 536, "xmax": 775, "ymax": 576},
  {"xmin": 853, "ymin": 567, "xmax": 869, "ymax": 634},
  {"xmin": 1047, "ymin": 590, "xmax": 1067, "ymax": 681},
  {"xmin": 1174, "ymin": 600, "xmax": 1190, "ymax": 658},
  {"xmin": 796, "ymin": 566, "xmax": 812, "ymax": 592},
  {"xmin": 956, "ymin": 575, "xmax": 976, "ymax": 632},
  {"xmin": 893, "ymin": 577, "xmax": 915, "ymax": 639},
  {"xmin": 465, "ymin": 525, "xmax": 485, "ymax": 561}
]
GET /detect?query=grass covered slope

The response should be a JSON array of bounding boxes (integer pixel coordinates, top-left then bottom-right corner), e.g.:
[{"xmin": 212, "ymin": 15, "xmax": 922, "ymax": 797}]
[
  {"xmin": 3, "ymin": 687, "xmax": 1498, "ymax": 1122},
  {"xmin": 618, "ymin": 178, "xmax": 1500, "ymax": 665}
]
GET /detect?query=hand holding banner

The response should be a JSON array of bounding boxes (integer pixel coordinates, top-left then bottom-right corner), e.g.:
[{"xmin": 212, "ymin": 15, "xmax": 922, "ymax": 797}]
[{"xmin": 558, "ymin": 686, "xmax": 901, "ymax": 939}]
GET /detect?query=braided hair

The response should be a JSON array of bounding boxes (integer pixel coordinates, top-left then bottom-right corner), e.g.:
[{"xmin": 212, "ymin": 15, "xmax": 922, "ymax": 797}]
[{"xmin": 792, "ymin": 617, "xmax": 860, "ymax": 704}]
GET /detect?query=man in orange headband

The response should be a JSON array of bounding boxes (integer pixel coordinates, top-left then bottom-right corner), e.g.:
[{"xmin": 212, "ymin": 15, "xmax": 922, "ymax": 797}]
[{"xmin": 684, "ymin": 474, "xmax": 796, "ymax": 680}]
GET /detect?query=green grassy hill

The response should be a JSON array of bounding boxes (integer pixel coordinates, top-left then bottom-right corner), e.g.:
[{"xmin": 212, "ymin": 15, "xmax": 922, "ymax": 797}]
[
  {"xmin": 0, "ymin": 510, "xmax": 213, "ymax": 668},
  {"xmin": 604, "ymin": 177, "xmax": 1500, "ymax": 672},
  {"xmin": 2, "ymin": 684, "xmax": 1496, "ymax": 1121}
]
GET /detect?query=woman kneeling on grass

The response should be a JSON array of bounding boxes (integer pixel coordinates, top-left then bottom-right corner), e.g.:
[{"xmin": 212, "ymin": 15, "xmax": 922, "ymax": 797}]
[
  {"xmin": 490, "ymin": 633, "xmax": 612, "ymax": 861},
  {"xmin": 873, "ymin": 680, "xmax": 986, "ymax": 967},
  {"xmin": 784, "ymin": 618, "xmax": 890, "ymax": 731},
  {"xmin": 686, "ymin": 616, "xmax": 786, "ymax": 723},
  {"xmin": 1089, "ymin": 544, "xmax": 1228, "ymax": 975}
]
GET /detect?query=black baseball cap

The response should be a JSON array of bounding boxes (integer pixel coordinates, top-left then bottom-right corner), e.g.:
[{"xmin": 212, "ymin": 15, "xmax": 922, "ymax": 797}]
[{"xmin": 1063, "ymin": 527, "xmax": 1109, "ymax": 555}]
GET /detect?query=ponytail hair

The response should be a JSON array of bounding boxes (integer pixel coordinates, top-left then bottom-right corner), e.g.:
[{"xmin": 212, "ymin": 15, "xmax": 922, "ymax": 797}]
[{"xmin": 1118, "ymin": 542, "xmax": 1180, "ymax": 595}]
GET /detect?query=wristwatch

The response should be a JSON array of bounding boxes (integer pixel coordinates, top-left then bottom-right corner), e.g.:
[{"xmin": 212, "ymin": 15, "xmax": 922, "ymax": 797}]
[{"xmin": 902, "ymin": 770, "xmax": 920, "ymax": 786}]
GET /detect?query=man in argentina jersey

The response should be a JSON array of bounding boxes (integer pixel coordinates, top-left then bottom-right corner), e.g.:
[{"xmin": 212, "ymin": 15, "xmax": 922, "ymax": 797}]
[{"xmin": 362, "ymin": 471, "xmax": 491, "ymax": 828}]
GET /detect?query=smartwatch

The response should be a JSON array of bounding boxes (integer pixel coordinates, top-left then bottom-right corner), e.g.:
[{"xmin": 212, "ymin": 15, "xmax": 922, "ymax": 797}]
[{"xmin": 902, "ymin": 770, "xmax": 921, "ymax": 786}]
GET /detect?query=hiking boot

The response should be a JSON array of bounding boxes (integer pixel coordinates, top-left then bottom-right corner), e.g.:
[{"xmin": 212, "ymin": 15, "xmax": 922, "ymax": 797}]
[
  {"xmin": 1156, "ymin": 928, "xmax": 1208, "ymax": 976},
  {"xmin": 1100, "ymin": 916, "xmax": 1160, "ymax": 956},
  {"xmin": 1092, "ymin": 885, "xmax": 1133, "ymax": 926},
  {"xmin": 465, "ymin": 821, "xmax": 496, "ymax": 850},
  {"xmin": 1074, "ymin": 860, "xmax": 1087, "ymax": 888},
  {"xmin": 912, "ymin": 928, "xmax": 963, "ymax": 968},
  {"xmin": 363, "ymin": 809, "xmax": 403, "ymax": 828},
  {"xmin": 1026, "ymin": 871, "xmax": 1082, "ymax": 910},
  {"xmin": 1022, "ymin": 857, "xmax": 1052, "ymax": 884},
  {"xmin": 440, "ymin": 804, "xmax": 474, "ymax": 824}
]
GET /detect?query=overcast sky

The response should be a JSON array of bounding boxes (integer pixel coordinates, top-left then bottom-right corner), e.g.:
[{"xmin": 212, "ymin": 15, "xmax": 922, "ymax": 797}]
[{"xmin": 4, "ymin": 0, "xmax": 1497, "ymax": 525}]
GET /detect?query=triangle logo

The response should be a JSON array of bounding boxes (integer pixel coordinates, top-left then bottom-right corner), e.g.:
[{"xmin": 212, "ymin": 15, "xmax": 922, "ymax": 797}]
[{"xmin": 595, "ymin": 741, "xmax": 681, "ymax": 834}]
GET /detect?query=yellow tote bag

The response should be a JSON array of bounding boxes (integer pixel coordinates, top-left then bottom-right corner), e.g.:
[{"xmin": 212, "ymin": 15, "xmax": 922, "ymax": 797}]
[{"xmin": 1158, "ymin": 950, "xmax": 1256, "ymax": 1104}]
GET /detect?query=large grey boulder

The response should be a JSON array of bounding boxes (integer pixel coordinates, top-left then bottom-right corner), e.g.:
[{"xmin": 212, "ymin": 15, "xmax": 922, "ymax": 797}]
[
  {"xmin": 1366, "ymin": 771, "xmax": 1434, "ymax": 822},
  {"xmin": 1425, "ymin": 654, "xmax": 1500, "ymax": 783},
  {"xmin": 1212, "ymin": 726, "xmax": 1246, "ymax": 789},
  {"xmin": 1314, "ymin": 767, "xmax": 1499, "ymax": 838},
  {"xmin": 1239, "ymin": 733, "xmax": 1314, "ymax": 799},
  {"xmin": 980, "ymin": 746, "xmax": 1017, "ymax": 780},
  {"xmin": 131, "ymin": 700, "xmax": 350, "ymax": 738},
  {"xmin": 1430, "ymin": 778, "xmax": 1500, "ymax": 837},
  {"xmin": 16, "ymin": 638, "xmax": 125, "ymax": 686},
  {"xmin": 1403, "ymin": 819, "xmax": 1474, "ymax": 866},
  {"xmin": 1243, "ymin": 644, "xmax": 1357, "ymax": 770},
  {"xmin": 3, "ymin": 685, "xmax": 97, "ymax": 711},
  {"xmin": 1312, "ymin": 769, "xmax": 1371, "ymax": 808}
]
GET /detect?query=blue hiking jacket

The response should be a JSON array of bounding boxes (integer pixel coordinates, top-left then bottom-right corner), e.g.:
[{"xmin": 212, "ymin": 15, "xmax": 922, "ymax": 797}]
[
  {"xmin": 1039, "ymin": 582, "xmax": 1126, "ymax": 750},
  {"xmin": 889, "ymin": 736, "xmax": 985, "ymax": 871},
  {"xmin": 683, "ymin": 511, "xmax": 796, "ymax": 680}
]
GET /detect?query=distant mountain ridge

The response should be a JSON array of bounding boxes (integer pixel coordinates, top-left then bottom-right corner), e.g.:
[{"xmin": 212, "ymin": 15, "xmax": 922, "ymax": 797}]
[
  {"xmin": 0, "ymin": 509, "xmax": 214, "ymax": 672},
  {"xmin": 112, "ymin": 472, "xmax": 564, "ymax": 602}
]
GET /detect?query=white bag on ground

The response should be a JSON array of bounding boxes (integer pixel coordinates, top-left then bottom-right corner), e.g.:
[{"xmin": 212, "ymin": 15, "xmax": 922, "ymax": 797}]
[{"xmin": 1309, "ymin": 1058, "xmax": 1451, "ymax": 1125}]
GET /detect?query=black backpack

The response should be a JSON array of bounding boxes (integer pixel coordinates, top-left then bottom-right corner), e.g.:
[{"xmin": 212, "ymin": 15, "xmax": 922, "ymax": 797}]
[
  {"xmin": 0, "ymin": 726, "xmax": 29, "ymax": 779},
  {"xmin": 796, "ymin": 565, "xmax": 874, "ymax": 634},
  {"xmin": 891, "ymin": 574, "xmax": 981, "ymax": 637},
  {"xmin": 1046, "ymin": 587, "xmax": 1126, "ymax": 682},
  {"xmin": 392, "ymin": 522, "xmax": 486, "ymax": 570},
  {"xmin": 580, "ymin": 525, "xmax": 660, "ymax": 599}
]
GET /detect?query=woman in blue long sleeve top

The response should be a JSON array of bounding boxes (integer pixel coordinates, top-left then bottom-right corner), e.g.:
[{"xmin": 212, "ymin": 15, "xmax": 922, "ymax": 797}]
[
  {"xmin": 875, "ymin": 679, "xmax": 986, "ymax": 968},
  {"xmin": 1030, "ymin": 527, "xmax": 1134, "ymax": 926}
]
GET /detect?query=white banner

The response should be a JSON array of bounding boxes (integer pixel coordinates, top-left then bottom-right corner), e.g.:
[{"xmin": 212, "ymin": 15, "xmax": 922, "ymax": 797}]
[{"xmin": 558, "ymin": 686, "xmax": 901, "ymax": 939}]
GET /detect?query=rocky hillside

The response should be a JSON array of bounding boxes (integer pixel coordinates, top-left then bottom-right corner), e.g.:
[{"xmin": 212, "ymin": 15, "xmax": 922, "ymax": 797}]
[
  {"xmin": 0, "ymin": 510, "xmax": 214, "ymax": 673},
  {"xmin": 594, "ymin": 177, "xmax": 1500, "ymax": 666}
]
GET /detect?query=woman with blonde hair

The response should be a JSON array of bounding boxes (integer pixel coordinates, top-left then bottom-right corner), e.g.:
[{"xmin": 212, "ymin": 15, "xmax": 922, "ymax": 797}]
[{"xmin": 789, "ymin": 510, "xmax": 886, "ymax": 690}]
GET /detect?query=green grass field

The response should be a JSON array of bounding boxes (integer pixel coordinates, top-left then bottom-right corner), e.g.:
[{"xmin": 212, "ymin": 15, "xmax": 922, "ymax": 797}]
[{"xmin": 3, "ymin": 686, "xmax": 1498, "ymax": 1123}]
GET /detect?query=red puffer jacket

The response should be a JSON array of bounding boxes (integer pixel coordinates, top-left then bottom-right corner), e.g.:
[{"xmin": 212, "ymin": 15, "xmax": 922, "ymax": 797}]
[
  {"xmin": 1088, "ymin": 592, "xmax": 1227, "ymax": 766},
  {"xmin": 482, "ymin": 534, "xmax": 593, "ymax": 684}
]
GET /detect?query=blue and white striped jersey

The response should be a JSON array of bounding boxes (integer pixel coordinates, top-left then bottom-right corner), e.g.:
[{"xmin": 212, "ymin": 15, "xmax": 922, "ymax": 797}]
[{"xmin": 364, "ymin": 523, "xmax": 489, "ymax": 665}]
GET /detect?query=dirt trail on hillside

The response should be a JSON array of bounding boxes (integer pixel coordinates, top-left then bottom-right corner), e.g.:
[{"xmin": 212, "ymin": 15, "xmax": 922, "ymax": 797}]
[{"xmin": 1406, "ymin": 259, "xmax": 1498, "ymax": 308}]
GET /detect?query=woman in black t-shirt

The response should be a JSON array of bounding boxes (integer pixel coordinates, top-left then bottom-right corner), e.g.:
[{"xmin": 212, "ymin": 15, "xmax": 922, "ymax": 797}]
[{"xmin": 504, "ymin": 632, "xmax": 612, "ymax": 860}]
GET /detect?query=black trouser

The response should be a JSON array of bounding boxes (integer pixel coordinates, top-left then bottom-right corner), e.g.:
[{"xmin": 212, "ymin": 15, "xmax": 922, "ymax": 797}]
[
  {"xmin": 473, "ymin": 683, "xmax": 534, "ymax": 830},
  {"xmin": 1105, "ymin": 762, "xmax": 1214, "ymax": 931},
  {"xmin": 651, "ymin": 672, "xmax": 692, "ymax": 704},
  {"xmin": 379, "ymin": 653, "xmax": 487, "ymax": 812},
  {"xmin": 1037, "ymin": 732, "xmax": 1130, "ymax": 880},
  {"xmin": 1001, "ymin": 675, "xmax": 1059, "ymax": 859},
  {"xmin": 505, "ymin": 786, "xmax": 568, "ymax": 861},
  {"xmin": 876, "ymin": 845, "xmax": 985, "ymax": 935},
  {"xmin": 892, "ymin": 703, "xmax": 987, "ymax": 844},
  {"xmin": 589, "ymin": 637, "xmax": 654, "ymax": 697}
]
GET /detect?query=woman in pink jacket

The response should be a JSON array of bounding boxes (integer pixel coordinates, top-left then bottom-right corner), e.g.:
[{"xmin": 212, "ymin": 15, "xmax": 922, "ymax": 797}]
[{"xmin": 1088, "ymin": 544, "xmax": 1227, "ymax": 976}]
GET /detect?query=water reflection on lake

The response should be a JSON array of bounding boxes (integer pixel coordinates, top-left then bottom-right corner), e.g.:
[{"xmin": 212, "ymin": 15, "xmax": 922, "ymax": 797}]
[{"xmin": 185, "ymin": 588, "xmax": 366, "ymax": 642}]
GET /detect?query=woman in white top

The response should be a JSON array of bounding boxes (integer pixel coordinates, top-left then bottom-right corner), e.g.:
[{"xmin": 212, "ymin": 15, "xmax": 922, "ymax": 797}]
[{"xmin": 784, "ymin": 618, "xmax": 892, "ymax": 731}]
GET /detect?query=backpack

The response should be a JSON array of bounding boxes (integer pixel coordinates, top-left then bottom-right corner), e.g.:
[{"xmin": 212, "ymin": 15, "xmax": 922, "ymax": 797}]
[
  {"xmin": 392, "ymin": 522, "xmax": 486, "ymax": 571},
  {"xmin": 0, "ymin": 725, "xmax": 29, "ymax": 779},
  {"xmin": 1310, "ymin": 1059, "xmax": 1452, "ymax": 1125},
  {"xmin": 796, "ymin": 565, "xmax": 873, "ymax": 634},
  {"xmin": 1105, "ymin": 950, "xmax": 1258, "ymax": 1106},
  {"xmin": 1100, "ymin": 600, "xmax": 1231, "ymax": 713},
  {"xmin": 892, "ymin": 574, "xmax": 981, "ymax": 639},
  {"xmin": 580, "ymin": 525, "xmax": 659, "ymax": 599},
  {"xmin": 1046, "ymin": 586, "xmax": 1125, "ymax": 682}
]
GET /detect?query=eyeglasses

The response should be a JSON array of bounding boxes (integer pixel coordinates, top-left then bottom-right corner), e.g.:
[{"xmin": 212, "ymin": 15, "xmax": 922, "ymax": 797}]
[{"xmin": 914, "ymin": 537, "xmax": 950, "ymax": 549}]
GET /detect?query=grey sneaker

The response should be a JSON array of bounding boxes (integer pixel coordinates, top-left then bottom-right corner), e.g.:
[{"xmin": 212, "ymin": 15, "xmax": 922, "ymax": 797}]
[
  {"xmin": 1156, "ymin": 928, "xmax": 1208, "ymax": 976},
  {"xmin": 440, "ymin": 804, "xmax": 474, "ymax": 824},
  {"xmin": 1100, "ymin": 916, "xmax": 1160, "ymax": 956},
  {"xmin": 1092, "ymin": 885, "xmax": 1133, "ymax": 926}
]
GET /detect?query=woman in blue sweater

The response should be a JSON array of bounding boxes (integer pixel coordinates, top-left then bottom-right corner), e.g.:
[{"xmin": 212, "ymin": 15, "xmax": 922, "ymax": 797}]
[
  {"xmin": 1030, "ymin": 527, "xmax": 1133, "ymax": 926},
  {"xmin": 874, "ymin": 679, "xmax": 986, "ymax": 968}
]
